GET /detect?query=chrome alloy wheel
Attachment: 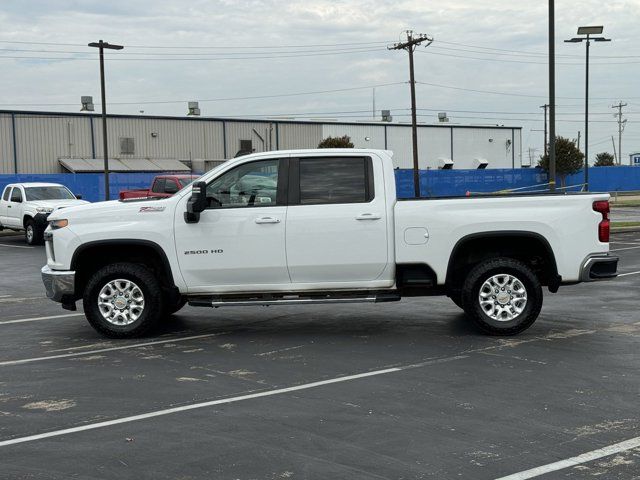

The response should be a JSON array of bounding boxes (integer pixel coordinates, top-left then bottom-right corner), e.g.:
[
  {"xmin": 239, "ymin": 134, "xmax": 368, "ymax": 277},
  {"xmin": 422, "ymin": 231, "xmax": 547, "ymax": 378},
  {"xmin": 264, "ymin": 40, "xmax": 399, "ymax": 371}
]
[
  {"xmin": 98, "ymin": 279, "xmax": 145, "ymax": 325},
  {"xmin": 26, "ymin": 225, "xmax": 34, "ymax": 242},
  {"xmin": 478, "ymin": 274, "xmax": 528, "ymax": 322}
]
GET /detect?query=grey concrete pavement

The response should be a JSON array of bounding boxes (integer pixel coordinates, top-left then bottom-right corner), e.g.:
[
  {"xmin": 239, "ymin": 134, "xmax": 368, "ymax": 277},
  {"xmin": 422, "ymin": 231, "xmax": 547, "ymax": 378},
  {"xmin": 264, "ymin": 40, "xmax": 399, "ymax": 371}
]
[{"xmin": 0, "ymin": 233, "xmax": 639, "ymax": 479}]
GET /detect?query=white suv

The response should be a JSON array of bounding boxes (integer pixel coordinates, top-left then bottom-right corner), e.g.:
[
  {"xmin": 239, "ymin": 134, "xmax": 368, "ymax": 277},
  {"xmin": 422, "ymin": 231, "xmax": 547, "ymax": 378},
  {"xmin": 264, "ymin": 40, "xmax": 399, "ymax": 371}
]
[{"xmin": 0, "ymin": 183, "xmax": 88, "ymax": 245}]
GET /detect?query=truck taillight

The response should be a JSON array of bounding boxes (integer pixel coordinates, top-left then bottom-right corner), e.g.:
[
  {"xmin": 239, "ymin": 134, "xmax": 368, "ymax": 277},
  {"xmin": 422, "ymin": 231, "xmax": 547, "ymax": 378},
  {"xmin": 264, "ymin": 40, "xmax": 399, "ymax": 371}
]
[{"xmin": 593, "ymin": 200, "xmax": 610, "ymax": 243}]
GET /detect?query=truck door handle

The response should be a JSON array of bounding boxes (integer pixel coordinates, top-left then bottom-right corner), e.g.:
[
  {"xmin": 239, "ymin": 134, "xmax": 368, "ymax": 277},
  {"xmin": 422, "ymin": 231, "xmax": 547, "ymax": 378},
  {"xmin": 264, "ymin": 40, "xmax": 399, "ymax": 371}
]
[
  {"xmin": 355, "ymin": 213, "xmax": 381, "ymax": 220},
  {"xmin": 255, "ymin": 216, "xmax": 280, "ymax": 224}
]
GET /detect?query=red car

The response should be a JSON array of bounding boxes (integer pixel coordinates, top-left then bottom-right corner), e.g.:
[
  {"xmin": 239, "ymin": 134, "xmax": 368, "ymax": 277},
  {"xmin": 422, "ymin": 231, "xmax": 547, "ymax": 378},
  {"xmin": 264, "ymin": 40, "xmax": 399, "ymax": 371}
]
[{"xmin": 119, "ymin": 175, "xmax": 199, "ymax": 200}]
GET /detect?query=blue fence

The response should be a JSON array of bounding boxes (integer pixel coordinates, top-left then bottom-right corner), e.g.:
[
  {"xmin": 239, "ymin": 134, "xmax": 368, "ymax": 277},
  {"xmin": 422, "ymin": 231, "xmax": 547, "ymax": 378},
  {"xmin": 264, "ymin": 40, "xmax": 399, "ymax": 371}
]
[
  {"xmin": 0, "ymin": 173, "xmax": 159, "ymax": 202},
  {"xmin": 1, "ymin": 166, "xmax": 639, "ymax": 203}
]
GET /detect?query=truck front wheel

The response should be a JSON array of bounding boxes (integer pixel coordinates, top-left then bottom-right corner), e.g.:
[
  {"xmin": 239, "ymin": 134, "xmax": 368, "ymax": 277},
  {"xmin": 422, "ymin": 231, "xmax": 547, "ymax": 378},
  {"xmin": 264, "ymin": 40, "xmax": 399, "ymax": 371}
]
[
  {"xmin": 25, "ymin": 219, "xmax": 44, "ymax": 245},
  {"xmin": 83, "ymin": 262, "xmax": 165, "ymax": 338},
  {"xmin": 461, "ymin": 257, "xmax": 542, "ymax": 336}
]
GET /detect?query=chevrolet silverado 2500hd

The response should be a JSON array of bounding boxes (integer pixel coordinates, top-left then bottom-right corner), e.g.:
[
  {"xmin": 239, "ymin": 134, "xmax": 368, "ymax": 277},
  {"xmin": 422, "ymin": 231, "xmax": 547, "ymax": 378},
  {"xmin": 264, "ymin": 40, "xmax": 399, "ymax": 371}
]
[
  {"xmin": 0, "ymin": 183, "xmax": 88, "ymax": 245},
  {"xmin": 41, "ymin": 149, "xmax": 618, "ymax": 338}
]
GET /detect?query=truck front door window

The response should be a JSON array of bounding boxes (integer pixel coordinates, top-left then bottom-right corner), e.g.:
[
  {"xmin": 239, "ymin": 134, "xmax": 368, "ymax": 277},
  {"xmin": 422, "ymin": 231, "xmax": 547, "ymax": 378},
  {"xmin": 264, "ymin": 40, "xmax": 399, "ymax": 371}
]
[{"xmin": 206, "ymin": 159, "xmax": 279, "ymax": 208}]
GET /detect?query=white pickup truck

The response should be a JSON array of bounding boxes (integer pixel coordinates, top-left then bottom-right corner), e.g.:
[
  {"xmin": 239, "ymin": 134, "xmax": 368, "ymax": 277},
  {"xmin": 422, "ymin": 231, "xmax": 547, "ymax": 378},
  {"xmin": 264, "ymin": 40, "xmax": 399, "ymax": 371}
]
[
  {"xmin": 0, "ymin": 183, "xmax": 88, "ymax": 245},
  {"xmin": 41, "ymin": 149, "xmax": 618, "ymax": 338}
]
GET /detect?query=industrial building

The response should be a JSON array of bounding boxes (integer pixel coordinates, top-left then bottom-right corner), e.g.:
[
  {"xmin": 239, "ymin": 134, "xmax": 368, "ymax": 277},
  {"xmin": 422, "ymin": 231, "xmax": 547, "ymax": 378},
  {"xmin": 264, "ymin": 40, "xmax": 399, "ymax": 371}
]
[{"xmin": 0, "ymin": 110, "xmax": 523, "ymax": 174}]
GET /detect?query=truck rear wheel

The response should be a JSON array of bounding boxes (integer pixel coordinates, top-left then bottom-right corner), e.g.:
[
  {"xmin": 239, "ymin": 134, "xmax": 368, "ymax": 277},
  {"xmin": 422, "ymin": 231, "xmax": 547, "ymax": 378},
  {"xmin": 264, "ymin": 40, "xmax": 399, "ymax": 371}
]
[
  {"xmin": 461, "ymin": 257, "xmax": 542, "ymax": 336},
  {"xmin": 83, "ymin": 262, "xmax": 165, "ymax": 338}
]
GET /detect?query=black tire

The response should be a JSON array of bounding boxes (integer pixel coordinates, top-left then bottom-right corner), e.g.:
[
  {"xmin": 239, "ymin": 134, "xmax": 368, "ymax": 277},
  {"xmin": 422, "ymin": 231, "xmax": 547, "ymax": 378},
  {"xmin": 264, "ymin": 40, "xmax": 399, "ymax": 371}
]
[
  {"xmin": 167, "ymin": 298, "xmax": 187, "ymax": 315},
  {"xmin": 83, "ymin": 262, "xmax": 165, "ymax": 338},
  {"xmin": 461, "ymin": 257, "xmax": 542, "ymax": 336},
  {"xmin": 24, "ymin": 219, "xmax": 44, "ymax": 246}
]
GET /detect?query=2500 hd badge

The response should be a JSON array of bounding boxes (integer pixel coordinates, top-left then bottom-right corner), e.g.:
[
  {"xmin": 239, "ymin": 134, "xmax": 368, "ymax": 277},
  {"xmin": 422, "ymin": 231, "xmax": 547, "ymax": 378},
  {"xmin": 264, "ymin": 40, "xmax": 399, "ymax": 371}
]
[{"xmin": 184, "ymin": 249, "xmax": 224, "ymax": 255}]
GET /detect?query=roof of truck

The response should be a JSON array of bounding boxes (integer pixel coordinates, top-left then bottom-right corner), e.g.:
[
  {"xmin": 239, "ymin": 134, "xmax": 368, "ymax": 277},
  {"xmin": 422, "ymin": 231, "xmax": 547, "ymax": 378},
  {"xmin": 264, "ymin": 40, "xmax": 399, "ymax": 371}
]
[{"xmin": 4, "ymin": 182, "xmax": 66, "ymax": 188}]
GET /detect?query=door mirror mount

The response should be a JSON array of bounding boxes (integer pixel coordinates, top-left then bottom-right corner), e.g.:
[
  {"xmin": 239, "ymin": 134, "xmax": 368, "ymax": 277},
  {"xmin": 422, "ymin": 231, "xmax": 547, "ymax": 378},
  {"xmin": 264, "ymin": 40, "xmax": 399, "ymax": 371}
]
[{"xmin": 184, "ymin": 181, "xmax": 208, "ymax": 224}]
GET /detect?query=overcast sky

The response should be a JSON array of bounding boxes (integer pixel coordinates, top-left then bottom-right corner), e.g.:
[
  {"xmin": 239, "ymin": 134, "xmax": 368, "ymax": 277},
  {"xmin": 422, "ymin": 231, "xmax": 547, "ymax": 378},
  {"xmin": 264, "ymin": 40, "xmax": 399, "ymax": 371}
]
[{"xmin": 0, "ymin": 0, "xmax": 638, "ymax": 163}]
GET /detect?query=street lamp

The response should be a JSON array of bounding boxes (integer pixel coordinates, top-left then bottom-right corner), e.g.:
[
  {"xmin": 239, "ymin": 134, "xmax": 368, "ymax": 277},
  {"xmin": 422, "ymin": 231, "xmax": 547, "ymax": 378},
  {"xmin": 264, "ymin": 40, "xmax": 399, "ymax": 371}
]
[
  {"xmin": 565, "ymin": 26, "xmax": 610, "ymax": 191},
  {"xmin": 88, "ymin": 40, "xmax": 124, "ymax": 201}
]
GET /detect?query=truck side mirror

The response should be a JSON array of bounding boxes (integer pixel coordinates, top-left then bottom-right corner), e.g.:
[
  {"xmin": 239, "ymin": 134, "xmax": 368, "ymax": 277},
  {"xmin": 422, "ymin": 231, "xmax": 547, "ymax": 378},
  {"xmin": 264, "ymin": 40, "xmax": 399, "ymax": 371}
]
[
  {"xmin": 75, "ymin": 194, "xmax": 83, "ymax": 199},
  {"xmin": 184, "ymin": 181, "xmax": 208, "ymax": 224}
]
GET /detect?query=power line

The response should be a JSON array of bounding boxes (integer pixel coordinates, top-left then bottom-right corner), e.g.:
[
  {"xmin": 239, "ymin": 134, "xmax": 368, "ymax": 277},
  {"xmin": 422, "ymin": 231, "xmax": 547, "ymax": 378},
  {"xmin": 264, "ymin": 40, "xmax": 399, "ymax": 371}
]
[
  {"xmin": 0, "ymin": 39, "xmax": 393, "ymax": 49},
  {"xmin": 0, "ymin": 81, "xmax": 407, "ymax": 107},
  {"xmin": 417, "ymin": 49, "xmax": 640, "ymax": 66},
  {"xmin": 416, "ymin": 81, "xmax": 640, "ymax": 100},
  {"xmin": 0, "ymin": 48, "xmax": 387, "ymax": 62},
  {"xmin": 433, "ymin": 40, "xmax": 640, "ymax": 59}
]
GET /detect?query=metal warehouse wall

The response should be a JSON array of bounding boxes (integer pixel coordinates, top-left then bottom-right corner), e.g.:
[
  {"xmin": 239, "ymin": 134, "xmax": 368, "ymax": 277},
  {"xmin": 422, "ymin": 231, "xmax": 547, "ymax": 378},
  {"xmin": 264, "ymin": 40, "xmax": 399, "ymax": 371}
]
[{"xmin": 0, "ymin": 110, "xmax": 522, "ymax": 173}]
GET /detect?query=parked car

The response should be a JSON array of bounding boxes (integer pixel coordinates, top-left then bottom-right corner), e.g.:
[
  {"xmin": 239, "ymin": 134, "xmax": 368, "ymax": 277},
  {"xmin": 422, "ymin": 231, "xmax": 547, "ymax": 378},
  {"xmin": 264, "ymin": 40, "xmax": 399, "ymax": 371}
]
[
  {"xmin": 42, "ymin": 149, "xmax": 617, "ymax": 338},
  {"xmin": 0, "ymin": 183, "xmax": 88, "ymax": 245},
  {"xmin": 119, "ymin": 175, "xmax": 199, "ymax": 200}
]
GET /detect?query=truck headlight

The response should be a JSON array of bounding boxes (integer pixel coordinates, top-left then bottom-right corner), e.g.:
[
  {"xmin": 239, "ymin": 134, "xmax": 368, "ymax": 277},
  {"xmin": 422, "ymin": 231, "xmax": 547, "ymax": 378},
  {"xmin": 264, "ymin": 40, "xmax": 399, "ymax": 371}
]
[
  {"xmin": 36, "ymin": 207, "xmax": 54, "ymax": 214},
  {"xmin": 49, "ymin": 219, "xmax": 68, "ymax": 229}
]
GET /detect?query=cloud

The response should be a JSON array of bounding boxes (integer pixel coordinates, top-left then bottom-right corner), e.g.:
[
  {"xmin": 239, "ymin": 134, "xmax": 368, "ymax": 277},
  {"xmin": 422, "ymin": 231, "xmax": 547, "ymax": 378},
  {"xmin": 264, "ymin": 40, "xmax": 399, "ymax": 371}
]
[{"xmin": 0, "ymin": 0, "xmax": 637, "ymax": 159}]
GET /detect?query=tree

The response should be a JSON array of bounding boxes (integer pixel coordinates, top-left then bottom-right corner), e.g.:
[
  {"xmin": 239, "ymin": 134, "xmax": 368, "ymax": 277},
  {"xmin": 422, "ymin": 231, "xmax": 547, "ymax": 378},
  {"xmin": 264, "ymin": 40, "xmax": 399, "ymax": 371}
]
[
  {"xmin": 538, "ymin": 136, "xmax": 584, "ymax": 187},
  {"xmin": 318, "ymin": 135, "xmax": 354, "ymax": 148},
  {"xmin": 594, "ymin": 152, "xmax": 615, "ymax": 167}
]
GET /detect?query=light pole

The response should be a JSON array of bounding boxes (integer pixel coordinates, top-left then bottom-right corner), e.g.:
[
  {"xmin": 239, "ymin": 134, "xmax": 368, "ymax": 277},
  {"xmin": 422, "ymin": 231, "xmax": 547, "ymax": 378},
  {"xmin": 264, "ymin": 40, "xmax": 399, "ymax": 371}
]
[
  {"xmin": 88, "ymin": 40, "xmax": 124, "ymax": 201},
  {"xmin": 565, "ymin": 26, "xmax": 610, "ymax": 191}
]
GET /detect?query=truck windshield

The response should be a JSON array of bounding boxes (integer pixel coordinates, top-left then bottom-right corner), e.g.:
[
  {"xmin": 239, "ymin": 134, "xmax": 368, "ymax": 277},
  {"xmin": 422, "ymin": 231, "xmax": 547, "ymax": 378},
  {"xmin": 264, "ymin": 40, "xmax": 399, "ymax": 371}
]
[{"xmin": 25, "ymin": 186, "xmax": 75, "ymax": 201}]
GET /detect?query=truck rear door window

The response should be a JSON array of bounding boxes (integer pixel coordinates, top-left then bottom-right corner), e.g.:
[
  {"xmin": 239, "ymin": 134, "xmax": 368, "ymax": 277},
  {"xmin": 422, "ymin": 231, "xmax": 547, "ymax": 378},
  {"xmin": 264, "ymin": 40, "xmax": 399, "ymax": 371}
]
[
  {"xmin": 298, "ymin": 157, "xmax": 373, "ymax": 205},
  {"xmin": 2, "ymin": 187, "xmax": 10, "ymax": 201}
]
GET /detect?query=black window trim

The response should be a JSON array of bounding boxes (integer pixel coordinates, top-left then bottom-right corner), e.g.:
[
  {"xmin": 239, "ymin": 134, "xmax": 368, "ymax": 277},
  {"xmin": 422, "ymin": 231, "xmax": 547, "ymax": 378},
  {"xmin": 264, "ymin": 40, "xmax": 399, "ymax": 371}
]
[
  {"xmin": 288, "ymin": 155, "xmax": 375, "ymax": 206},
  {"xmin": 204, "ymin": 157, "xmax": 288, "ymax": 210}
]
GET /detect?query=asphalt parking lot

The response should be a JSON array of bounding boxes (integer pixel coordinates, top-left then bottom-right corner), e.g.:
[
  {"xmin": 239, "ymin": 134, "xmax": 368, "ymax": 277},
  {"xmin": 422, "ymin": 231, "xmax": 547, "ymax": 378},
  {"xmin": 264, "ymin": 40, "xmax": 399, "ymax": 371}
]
[{"xmin": 0, "ymin": 232, "xmax": 639, "ymax": 480}]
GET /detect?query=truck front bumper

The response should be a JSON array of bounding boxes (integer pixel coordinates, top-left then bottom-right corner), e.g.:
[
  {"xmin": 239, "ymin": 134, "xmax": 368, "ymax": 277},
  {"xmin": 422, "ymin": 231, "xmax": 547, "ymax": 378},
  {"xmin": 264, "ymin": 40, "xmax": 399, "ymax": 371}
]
[
  {"xmin": 580, "ymin": 254, "xmax": 619, "ymax": 281},
  {"xmin": 41, "ymin": 265, "xmax": 75, "ymax": 304}
]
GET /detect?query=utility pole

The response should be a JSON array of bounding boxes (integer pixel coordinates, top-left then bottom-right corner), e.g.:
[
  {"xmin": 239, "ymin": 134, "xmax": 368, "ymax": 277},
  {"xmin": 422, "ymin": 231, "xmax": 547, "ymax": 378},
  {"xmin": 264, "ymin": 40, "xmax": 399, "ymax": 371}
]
[
  {"xmin": 612, "ymin": 101, "xmax": 627, "ymax": 165},
  {"xmin": 389, "ymin": 30, "xmax": 433, "ymax": 198},
  {"xmin": 88, "ymin": 40, "xmax": 124, "ymax": 201},
  {"xmin": 577, "ymin": 131, "xmax": 581, "ymax": 151},
  {"xmin": 611, "ymin": 135, "xmax": 617, "ymax": 163},
  {"xmin": 372, "ymin": 87, "xmax": 376, "ymax": 120},
  {"xmin": 540, "ymin": 104, "xmax": 549, "ymax": 156},
  {"xmin": 548, "ymin": 0, "xmax": 556, "ymax": 192}
]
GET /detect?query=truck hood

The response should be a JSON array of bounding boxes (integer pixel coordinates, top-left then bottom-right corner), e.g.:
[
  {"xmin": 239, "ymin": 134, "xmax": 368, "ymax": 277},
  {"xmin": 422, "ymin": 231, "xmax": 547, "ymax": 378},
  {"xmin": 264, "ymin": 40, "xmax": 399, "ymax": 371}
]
[
  {"xmin": 47, "ymin": 197, "xmax": 175, "ymax": 222},
  {"xmin": 30, "ymin": 199, "xmax": 89, "ymax": 210}
]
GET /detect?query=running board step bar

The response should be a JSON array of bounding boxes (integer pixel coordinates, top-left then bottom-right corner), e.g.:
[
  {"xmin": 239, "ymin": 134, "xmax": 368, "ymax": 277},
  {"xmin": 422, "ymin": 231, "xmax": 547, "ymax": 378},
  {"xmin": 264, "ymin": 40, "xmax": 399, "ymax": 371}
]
[{"xmin": 188, "ymin": 292, "xmax": 400, "ymax": 308}]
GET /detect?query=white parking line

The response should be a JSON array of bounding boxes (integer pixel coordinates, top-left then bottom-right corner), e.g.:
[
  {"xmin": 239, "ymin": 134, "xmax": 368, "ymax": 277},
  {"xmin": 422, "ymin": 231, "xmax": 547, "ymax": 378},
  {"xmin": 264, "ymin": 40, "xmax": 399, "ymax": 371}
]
[
  {"xmin": 0, "ymin": 313, "xmax": 84, "ymax": 325},
  {"xmin": 618, "ymin": 270, "xmax": 640, "ymax": 277},
  {"xmin": 0, "ymin": 355, "xmax": 469, "ymax": 448},
  {"xmin": 0, "ymin": 243, "xmax": 33, "ymax": 249},
  {"xmin": 0, "ymin": 332, "xmax": 227, "ymax": 367},
  {"xmin": 494, "ymin": 436, "xmax": 640, "ymax": 480}
]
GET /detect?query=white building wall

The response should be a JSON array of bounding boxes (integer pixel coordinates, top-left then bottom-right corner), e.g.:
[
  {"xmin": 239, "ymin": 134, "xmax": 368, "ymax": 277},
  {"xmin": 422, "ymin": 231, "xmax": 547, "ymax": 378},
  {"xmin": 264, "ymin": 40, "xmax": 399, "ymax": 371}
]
[
  {"xmin": 278, "ymin": 122, "xmax": 322, "ymax": 150},
  {"xmin": 0, "ymin": 114, "xmax": 14, "ymax": 173},
  {"xmin": 14, "ymin": 115, "xmax": 94, "ymax": 173},
  {"xmin": 321, "ymin": 124, "xmax": 386, "ymax": 150},
  {"xmin": 452, "ymin": 127, "xmax": 515, "ymax": 169},
  {"xmin": 0, "ymin": 111, "xmax": 522, "ymax": 173}
]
